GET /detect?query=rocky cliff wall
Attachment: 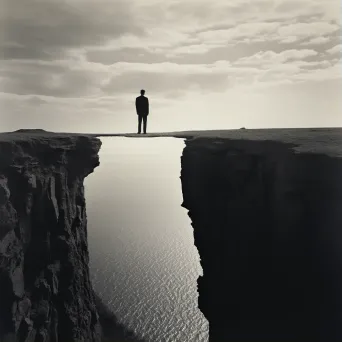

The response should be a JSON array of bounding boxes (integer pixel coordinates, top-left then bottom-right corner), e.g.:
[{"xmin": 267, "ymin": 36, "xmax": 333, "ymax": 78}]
[
  {"xmin": 2, "ymin": 130, "xmax": 342, "ymax": 342},
  {"xmin": 181, "ymin": 137, "xmax": 342, "ymax": 342},
  {"xmin": 0, "ymin": 133, "xmax": 103, "ymax": 342}
]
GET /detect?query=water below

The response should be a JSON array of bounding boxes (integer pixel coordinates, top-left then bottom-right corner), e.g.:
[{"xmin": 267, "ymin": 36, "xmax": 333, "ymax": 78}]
[{"xmin": 85, "ymin": 137, "xmax": 209, "ymax": 342}]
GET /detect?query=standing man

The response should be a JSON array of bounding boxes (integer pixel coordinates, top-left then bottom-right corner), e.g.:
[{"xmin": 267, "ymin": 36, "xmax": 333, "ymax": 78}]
[{"xmin": 135, "ymin": 89, "xmax": 149, "ymax": 134}]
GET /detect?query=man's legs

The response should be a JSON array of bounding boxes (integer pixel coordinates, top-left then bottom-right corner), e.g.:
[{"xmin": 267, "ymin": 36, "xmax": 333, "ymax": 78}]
[
  {"xmin": 138, "ymin": 115, "xmax": 142, "ymax": 133},
  {"xmin": 143, "ymin": 115, "xmax": 147, "ymax": 134}
]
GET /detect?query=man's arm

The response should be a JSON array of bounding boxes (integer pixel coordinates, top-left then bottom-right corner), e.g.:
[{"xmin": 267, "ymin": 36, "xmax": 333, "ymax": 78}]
[
  {"xmin": 147, "ymin": 98, "xmax": 149, "ymax": 114},
  {"xmin": 135, "ymin": 98, "xmax": 138, "ymax": 114}
]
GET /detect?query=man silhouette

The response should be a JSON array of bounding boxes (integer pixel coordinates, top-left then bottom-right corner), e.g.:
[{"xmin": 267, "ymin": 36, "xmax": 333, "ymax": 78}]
[{"xmin": 135, "ymin": 89, "xmax": 149, "ymax": 134}]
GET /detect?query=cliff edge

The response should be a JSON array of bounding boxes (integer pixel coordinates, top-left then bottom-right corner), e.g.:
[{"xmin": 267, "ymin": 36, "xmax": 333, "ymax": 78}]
[
  {"xmin": 181, "ymin": 136, "xmax": 342, "ymax": 341},
  {"xmin": 0, "ymin": 131, "xmax": 102, "ymax": 342}
]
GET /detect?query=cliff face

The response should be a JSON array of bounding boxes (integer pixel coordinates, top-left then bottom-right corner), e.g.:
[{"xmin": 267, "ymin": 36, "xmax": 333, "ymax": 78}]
[
  {"xmin": 0, "ymin": 133, "xmax": 102, "ymax": 342},
  {"xmin": 181, "ymin": 137, "xmax": 342, "ymax": 342},
  {"xmin": 2, "ymin": 130, "xmax": 342, "ymax": 342}
]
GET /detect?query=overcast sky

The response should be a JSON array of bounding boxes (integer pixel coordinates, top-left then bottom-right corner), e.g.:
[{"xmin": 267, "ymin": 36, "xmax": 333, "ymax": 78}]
[{"xmin": 0, "ymin": 0, "xmax": 341, "ymax": 133}]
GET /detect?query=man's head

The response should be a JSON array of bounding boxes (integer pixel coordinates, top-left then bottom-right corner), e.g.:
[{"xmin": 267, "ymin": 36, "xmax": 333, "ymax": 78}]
[{"xmin": 140, "ymin": 89, "xmax": 145, "ymax": 95}]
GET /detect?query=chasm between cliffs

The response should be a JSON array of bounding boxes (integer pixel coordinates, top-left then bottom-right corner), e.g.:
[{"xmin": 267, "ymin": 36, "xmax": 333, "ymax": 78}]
[{"xmin": 85, "ymin": 137, "xmax": 209, "ymax": 342}]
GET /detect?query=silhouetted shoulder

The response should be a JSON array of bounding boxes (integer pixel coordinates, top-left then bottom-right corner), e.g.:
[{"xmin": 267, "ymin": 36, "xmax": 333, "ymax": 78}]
[{"xmin": 136, "ymin": 96, "xmax": 148, "ymax": 101}]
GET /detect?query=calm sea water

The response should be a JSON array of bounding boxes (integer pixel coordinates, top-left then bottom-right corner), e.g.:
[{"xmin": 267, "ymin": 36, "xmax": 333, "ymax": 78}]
[{"xmin": 85, "ymin": 137, "xmax": 209, "ymax": 342}]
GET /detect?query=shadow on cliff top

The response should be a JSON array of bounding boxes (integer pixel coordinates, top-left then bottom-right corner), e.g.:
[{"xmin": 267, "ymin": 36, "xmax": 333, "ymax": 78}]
[
  {"xmin": 95, "ymin": 293, "xmax": 145, "ymax": 342},
  {"xmin": 13, "ymin": 129, "xmax": 50, "ymax": 133}
]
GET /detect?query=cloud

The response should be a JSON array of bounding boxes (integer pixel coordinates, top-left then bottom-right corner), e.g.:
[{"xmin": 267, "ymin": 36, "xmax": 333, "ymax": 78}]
[
  {"xmin": 291, "ymin": 60, "xmax": 332, "ymax": 69},
  {"xmin": 0, "ymin": 57, "xmax": 260, "ymax": 97},
  {"xmin": 86, "ymin": 29, "xmax": 193, "ymax": 53},
  {"xmin": 165, "ymin": 43, "xmax": 225, "ymax": 57},
  {"xmin": 168, "ymin": 0, "xmax": 339, "ymax": 31},
  {"xmin": 291, "ymin": 60, "xmax": 342, "ymax": 81},
  {"xmin": 78, "ymin": 0, "xmax": 341, "ymax": 61},
  {"xmin": 196, "ymin": 22, "xmax": 281, "ymax": 46},
  {"xmin": 2, "ymin": 49, "xmax": 338, "ymax": 101},
  {"xmin": 0, "ymin": 0, "xmax": 143, "ymax": 60},
  {"xmin": 301, "ymin": 36, "xmax": 332, "ymax": 46},
  {"xmin": 195, "ymin": 21, "xmax": 339, "ymax": 49},
  {"xmin": 2, "ymin": 0, "xmax": 339, "ymax": 65},
  {"xmin": 326, "ymin": 44, "xmax": 342, "ymax": 55},
  {"xmin": 0, "ymin": 58, "xmax": 108, "ymax": 97},
  {"xmin": 277, "ymin": 22, "xmax": 339, "ymax": 42},
  {"xmin": 234, "ymin": 49, "xmax": 318, "ymax": 66},
  {"xmin": 0, "ymin": 0, "xmax": 340, "ymax": 103}
]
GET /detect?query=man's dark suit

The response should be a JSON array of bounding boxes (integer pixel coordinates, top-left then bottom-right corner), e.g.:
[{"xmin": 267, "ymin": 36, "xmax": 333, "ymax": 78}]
[{"xmin": 135, "ymin": 95, "xmax": 149, "ymax": 134}]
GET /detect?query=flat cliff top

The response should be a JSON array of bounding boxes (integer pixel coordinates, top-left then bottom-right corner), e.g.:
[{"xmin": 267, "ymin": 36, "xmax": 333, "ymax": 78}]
[
  {"xmin": 0, "ymin": 129, "xmax": 92, "ymax": 142},
  {"xmin": 1, "ymin": 128, "xmax": 342, "ymax": 158},
  {"xmin": 0, "ymin": 129, "xmax": 100, "ymax": 147},
  {"xmin": 0, "ymin": 129, "xmax": 101, "ymax": 169},
  {"xmin": 92, "ymin": 127, "xmax": 342, "ymax": 158}
]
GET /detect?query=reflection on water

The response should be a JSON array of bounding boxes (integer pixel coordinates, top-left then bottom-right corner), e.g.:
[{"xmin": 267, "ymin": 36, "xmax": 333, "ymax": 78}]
[{"xmin": 85, "ymin": 137, "xmax": 209, "ymax": 342}]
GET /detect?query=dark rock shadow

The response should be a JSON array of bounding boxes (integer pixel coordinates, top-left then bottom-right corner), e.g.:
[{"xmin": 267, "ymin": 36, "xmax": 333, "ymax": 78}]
[
  {"xmin": 181, "ymin": 137, "xmax": 342, "ymax": 342},
  {"xmin": 95, "ymin": 293, "xmax": 145, "ymax": 342}
]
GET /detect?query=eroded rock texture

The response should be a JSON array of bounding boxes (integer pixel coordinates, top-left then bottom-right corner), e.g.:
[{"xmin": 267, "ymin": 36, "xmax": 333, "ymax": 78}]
[
  {"xmin": 0, "ymin": 133, "xmax": 102, "ymax": 342},
  {"xmin": 181, "ymin": 137, "xmax": 342, "ymax": 342}
]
